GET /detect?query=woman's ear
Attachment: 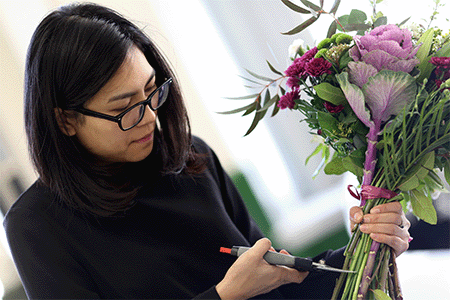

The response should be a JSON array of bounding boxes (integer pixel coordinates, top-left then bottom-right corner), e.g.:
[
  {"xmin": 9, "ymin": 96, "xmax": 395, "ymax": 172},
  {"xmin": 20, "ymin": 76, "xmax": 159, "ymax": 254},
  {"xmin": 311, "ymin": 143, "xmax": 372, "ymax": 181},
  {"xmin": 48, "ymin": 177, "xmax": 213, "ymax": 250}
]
[{"xmin": 54, "ymin": 108, "xmax": 78, "ymax": 136}]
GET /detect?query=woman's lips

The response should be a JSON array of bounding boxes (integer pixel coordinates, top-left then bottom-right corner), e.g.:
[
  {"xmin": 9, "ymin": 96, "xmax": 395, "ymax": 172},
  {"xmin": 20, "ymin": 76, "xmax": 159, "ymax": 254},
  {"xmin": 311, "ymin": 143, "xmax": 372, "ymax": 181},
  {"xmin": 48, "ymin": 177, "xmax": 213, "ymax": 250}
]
[{"xmin": 135, "ymin": 132, "xmax": 153, "ymax": 143}]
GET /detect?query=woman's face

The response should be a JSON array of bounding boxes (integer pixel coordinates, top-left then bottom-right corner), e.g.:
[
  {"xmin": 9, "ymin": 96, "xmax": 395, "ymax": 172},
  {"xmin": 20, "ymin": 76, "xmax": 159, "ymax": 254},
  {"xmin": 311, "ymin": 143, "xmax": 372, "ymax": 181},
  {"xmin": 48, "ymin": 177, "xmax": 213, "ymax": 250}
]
[{"xmin": 66, "ymin": 46, "xmax": 159, "ymax": 163}]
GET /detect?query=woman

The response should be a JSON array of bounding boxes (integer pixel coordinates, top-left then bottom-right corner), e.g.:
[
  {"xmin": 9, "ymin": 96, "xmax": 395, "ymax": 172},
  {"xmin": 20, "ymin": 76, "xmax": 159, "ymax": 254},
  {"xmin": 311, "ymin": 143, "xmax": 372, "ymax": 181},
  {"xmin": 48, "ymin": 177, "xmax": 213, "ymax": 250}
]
[{"xmin": 3, "ymin": 3, "xmax": 411, "ymax": 299}]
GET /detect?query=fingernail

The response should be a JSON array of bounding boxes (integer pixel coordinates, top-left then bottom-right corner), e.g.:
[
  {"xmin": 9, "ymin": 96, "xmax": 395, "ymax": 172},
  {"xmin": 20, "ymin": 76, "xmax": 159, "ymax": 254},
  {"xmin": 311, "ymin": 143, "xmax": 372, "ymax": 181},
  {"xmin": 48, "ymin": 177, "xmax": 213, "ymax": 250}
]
[
  {"xmin": 352, "ymin": 212, "xmax": 362, "ymax": 222},
  {"xmin": 408, "ymin": 237, "xmax": 413, "ymax": 243},
  {"xmin": 360, "ymin": 224, "xmax": 368, "ymax": 231},
  {"xmin": 371, "ymin": 208, "xmax": 380, "ymax": 214}
]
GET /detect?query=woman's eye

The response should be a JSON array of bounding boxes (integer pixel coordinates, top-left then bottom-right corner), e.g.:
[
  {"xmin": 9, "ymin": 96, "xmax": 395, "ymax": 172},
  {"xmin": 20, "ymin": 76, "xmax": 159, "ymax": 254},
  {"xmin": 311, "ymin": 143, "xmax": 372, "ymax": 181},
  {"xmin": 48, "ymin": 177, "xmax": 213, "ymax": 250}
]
[
  {"xmin": 146, "ymin": 86, "xmax": 157, "ymax": 94},
  {"xmin": 112, "ymin": 106, "xmax": 128, "ymax": 113}
]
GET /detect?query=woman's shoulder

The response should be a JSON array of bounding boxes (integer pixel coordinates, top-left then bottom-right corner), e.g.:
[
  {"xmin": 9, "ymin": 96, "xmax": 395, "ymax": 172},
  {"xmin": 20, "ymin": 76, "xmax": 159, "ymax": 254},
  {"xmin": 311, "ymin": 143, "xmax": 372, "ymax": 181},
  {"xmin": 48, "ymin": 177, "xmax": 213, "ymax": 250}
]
[
  {"xmin": 191, "ymin": 135, "xmax": 211, "ymax": 154},
  {"xmin": 3, "ymin": 180, "xmax": 57, "ymax": 227}
]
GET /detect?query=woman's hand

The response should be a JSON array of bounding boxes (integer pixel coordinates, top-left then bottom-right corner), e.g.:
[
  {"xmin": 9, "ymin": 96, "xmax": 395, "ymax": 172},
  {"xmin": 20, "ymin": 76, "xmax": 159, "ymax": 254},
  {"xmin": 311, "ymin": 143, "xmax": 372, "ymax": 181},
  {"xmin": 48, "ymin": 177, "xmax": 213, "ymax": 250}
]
[
  {"xmin": 350, "ymin": 201, "xmax": 411, "ymax": 257},
  {"xmin": 216, "ymin": 238, "xmax": 308, "ymax": 300}
]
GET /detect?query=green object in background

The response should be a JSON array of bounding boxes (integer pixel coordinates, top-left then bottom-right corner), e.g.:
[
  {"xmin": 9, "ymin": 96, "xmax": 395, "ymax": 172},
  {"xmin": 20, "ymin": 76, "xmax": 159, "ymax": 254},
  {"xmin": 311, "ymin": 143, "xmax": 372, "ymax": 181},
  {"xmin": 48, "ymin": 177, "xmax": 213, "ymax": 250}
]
[
  {"xmin": 231, "ymin": 172, "xmax": 350, "ymax": 257},
  {"xmin": 231, "ymin": 172, "xmax": 272, "ymax": 237},
  {"xmin": 296, "ymin": 226, "xmax": 349, "ymax": 258}
]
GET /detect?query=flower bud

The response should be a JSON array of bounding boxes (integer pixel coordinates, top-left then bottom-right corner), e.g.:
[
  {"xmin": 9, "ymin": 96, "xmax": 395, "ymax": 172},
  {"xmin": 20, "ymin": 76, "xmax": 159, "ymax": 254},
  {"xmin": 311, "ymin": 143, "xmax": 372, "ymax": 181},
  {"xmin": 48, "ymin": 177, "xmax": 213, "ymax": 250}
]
[{"xmin": 288, "ymin": 39, "xmax": 305, "ymax": 59}]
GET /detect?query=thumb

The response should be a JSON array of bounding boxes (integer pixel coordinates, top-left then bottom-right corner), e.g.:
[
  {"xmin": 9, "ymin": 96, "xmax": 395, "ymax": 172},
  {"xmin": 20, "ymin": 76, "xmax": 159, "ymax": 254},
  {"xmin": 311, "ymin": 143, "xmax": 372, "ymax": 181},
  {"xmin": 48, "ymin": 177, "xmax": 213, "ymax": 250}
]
[
  {"xmin": 349, "ymin": 206, "xmax": 364, "ymax": 230},
  {"xmin": 247, "ymin": 238, "xmax": 272, "ymax": 261}
]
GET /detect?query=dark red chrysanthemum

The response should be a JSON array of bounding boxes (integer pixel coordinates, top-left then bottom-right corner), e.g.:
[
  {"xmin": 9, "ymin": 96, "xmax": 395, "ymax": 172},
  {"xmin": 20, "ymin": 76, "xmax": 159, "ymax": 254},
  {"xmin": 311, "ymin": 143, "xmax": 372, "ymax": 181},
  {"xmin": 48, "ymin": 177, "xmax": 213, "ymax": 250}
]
[
  {"xmin": 285, "ymin": 58, "xmax": 306, "ymax": 77},
  {"xmin": 305, "ymin": 57, "xmax": 333, "ymax": 77},
  {"xmin": 324, "ymin": 101, "xmax": 344, "ymax": 113},
  {"xmin": 302, "ymin": 47, "xmax": 318, "ymax": 62},
  {"xmin": 430, "ymin": 56, "xmax": 450, "ymax": 68},
  {"xmin": 286, "ymin": 76, "xmax": 300, "ymax": 88},
  {"xmin": 431, "ymin": 56, "xmax": 450, "ymax": 88},
  {"xmin": 278, "ymin": 89, "xmax": 299, "ymax": 110}
]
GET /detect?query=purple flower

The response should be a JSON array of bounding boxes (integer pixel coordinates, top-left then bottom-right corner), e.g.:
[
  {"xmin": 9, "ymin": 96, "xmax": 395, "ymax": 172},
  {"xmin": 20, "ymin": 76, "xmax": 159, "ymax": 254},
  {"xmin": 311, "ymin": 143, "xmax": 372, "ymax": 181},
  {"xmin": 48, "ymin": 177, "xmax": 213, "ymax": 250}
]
[
  {"xmin": 338, "ymin": 25, "xmax": 419, "ymax": 130},
  {"xmin": 349, "ymin": 24, "xmax": 420, "ymax": 73},
  {"xmin": 305, "ymin": 57, "xmax": 332, "ymax": 77},
  {"xmin": 278, "ymin": 89, "xmax": 299, "ymax": 110}
]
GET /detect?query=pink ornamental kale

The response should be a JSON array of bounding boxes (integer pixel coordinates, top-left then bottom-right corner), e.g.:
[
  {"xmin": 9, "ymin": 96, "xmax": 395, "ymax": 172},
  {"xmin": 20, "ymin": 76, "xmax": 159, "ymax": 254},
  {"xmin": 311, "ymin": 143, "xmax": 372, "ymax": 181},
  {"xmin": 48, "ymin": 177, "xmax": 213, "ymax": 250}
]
[
  {"xmin": 336, "ymin": 24, "xmax": 420, "ymax": 299},
  {"xmin": 349, "ymin": 24, "xmax": 420, "ymax": 73},
  {"xmin": 337, "ymin": 24, "xmax": 419, "ymax": 193}
]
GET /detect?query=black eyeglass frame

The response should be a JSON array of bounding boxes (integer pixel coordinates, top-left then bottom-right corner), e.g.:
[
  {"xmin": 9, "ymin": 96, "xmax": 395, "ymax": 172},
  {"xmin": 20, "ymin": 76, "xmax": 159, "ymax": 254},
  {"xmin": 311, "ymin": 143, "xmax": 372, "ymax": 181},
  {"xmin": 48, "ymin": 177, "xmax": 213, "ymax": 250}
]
[{"xmin": 71, "ymin": 78, "xmax": 173, "ymax": 131}]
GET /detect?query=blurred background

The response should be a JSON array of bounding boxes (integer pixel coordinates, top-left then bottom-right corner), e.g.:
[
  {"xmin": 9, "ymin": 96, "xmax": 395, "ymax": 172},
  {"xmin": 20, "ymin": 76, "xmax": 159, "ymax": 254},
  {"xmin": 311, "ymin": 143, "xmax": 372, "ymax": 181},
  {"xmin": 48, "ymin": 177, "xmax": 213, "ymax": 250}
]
[{"xmin": 0, "ymin": 0, "xmax": 448, "ymax": 299}]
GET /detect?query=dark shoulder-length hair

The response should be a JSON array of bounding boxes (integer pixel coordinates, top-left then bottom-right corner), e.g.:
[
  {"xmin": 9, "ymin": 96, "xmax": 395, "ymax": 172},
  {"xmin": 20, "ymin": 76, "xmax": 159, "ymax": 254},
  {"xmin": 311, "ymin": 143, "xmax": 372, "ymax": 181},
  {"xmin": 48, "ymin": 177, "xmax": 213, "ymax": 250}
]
[{"xmin": 25, "ymin": 2, "xmax": 204, "ymax": 216}]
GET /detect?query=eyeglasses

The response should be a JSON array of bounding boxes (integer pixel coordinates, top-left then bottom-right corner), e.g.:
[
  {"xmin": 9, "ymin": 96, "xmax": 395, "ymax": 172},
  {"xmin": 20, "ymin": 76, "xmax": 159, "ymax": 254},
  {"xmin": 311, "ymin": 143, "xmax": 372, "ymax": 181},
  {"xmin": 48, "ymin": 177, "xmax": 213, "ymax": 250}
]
[{"xmin": 72, "ymin": 78, "xmax": 172, "ymax": 131}]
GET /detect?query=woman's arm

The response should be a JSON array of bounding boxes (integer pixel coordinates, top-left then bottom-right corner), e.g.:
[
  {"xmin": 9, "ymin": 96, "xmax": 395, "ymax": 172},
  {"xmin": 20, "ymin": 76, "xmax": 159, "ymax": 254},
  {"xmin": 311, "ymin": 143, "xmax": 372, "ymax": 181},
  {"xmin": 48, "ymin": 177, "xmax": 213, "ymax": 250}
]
[{"xmin": 4, "ymin": 208, "xmax": 100, "ymax": 299}]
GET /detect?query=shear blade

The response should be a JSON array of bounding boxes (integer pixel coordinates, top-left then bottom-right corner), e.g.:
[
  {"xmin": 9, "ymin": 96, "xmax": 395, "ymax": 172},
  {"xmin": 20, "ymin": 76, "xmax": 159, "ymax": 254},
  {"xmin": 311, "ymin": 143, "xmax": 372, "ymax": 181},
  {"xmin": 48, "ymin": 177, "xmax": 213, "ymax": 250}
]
[{"xmin": 313, "ymin": 263, "xmax": 356, "ymax": 273}]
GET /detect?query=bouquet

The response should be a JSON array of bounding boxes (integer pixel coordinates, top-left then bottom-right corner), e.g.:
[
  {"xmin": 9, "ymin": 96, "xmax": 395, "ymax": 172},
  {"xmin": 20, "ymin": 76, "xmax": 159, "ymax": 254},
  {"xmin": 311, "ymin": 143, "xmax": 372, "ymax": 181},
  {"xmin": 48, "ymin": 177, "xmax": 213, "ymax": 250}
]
[{"xmin": 222, "ymin": 0, "xmax": 450, "ymax": 299}]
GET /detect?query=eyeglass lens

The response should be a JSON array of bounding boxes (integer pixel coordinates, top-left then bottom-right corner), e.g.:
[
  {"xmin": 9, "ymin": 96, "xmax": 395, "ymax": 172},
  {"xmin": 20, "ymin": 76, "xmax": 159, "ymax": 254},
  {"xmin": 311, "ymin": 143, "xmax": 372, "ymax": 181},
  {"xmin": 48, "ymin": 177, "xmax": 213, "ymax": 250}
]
[{"xmin": 121, "ymin": 80, "xmax": 171, "ymax": 130}]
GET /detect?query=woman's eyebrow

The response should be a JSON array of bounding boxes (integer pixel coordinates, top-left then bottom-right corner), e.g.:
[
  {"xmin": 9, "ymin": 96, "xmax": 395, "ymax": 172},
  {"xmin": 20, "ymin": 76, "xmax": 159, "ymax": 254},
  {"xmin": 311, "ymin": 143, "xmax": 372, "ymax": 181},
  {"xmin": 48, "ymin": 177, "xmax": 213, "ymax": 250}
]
[{"xmin": 108, "ymin": 70, "xmax": 156, "ymax": 103}]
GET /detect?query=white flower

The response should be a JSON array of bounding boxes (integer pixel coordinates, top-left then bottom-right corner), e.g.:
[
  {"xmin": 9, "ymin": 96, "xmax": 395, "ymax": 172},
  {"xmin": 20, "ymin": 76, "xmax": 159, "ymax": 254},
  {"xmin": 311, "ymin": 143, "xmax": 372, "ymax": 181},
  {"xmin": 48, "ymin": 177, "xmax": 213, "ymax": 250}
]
[{"xmin": 288, "ymin": 38, "xmax": 305, "ymax": 59}]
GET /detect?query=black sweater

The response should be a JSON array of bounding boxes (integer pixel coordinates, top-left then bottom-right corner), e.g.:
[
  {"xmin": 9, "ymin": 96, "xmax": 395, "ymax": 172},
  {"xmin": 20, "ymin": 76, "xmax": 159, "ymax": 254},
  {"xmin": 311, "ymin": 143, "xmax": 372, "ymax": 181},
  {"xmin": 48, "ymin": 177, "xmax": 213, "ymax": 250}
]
[{"xmin": 4, "ymin": 137, "xmax": 344, "ymax": 299}]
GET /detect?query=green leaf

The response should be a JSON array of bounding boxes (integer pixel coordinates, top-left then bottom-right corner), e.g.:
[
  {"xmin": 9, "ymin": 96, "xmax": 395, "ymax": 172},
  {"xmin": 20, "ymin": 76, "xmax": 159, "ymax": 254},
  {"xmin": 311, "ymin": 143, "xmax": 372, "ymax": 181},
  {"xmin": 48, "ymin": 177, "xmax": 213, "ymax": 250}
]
[
  {"xmin": 258, "ymin": 94, "xmax": 279, "ymax": 112},
  {"xmin": 398, "ymin": 151, "xmax": 435, "ymax": 191},
  {"xmin": 299, "ymin": 0, "xmax": 321, "ymax": 11},
  {"xmin": 436, "ymin": 41, "xmax": 450, "ymax": 57},
  {"xmin": 244, "ymin": 105, "xmax": 265, "ymax": 136},
  {"xmin": 324, "ymin": 155, "xmax": 346, "ymax": 175},
  {"xmin": 373, "ymin": 16, "xmax": 387, "ymax": 27},
  {"xmin": 409, "ymin": 189, "xmax": 437, "ymax": 224},
  {"xmin": 337, "ymin": 15, "xmax": 349, "ymax": 32},
  {"xmin": 280, "ymin": 0, "xmax": 311, "ymax": 14},
  {"xmin": 266, "ymin": 60, "xmax": 284, "ymax": 76},
  {"xmin": 372, "ymin": 289, "xmax": 392, "ymax": 300},
  {"xmin": 263, "ymin": 89, "xmax": 271, "ymax": 106},
  {"xmin": 242, "ymin": 101, "xmax": 258, "ymax": 116},
  {"xmin": 282, "ymin": 16, "xmax": 318, "ymax": 35},
  {"xmin": 343, "ymin": 156, "xmax": 364, "ymax": 177},
  {"xmin": 326, "ymin": 20, "xmax": 338, "ymax": 38},
  {"xmin": 416, "ymin": 28, "xmax": 435, "ymax": 84},
  {"xmin": 317, "ymin": 111, "xmax": 339, "ymax": 135},
  {"xmin": 224, "ymin": 93, "xmax": 261, "ymax": 100},
  {"xmin": 313, "ymin": 83, "xmax": 347, "ymax": 105},
  {"xmin": 217, "ymin": 103, "xmax": 257, "ymax": 115},
  {"xmin": 398, "ymin": 16, "xmax": 411, "ymax": 27},
  {"xmin": 238, "ymin": 75, "xmax": 265, "ymax": 86},
  {"xmin": 339, "ymin": 50, "xmax": 352, "ymax": 70},
  {"xmin": 306, "ymin": 143, "xmax": 325, "ymax": 165},
  {"xmin": 330, "ymin": 0, "xmax": 341, "ymax": 14},
  {"xmin": 272, "ymin": 101, "xmax": 280, "ymax": 117},
  {"xmin": 444, "ymin": 159, "xmax": 450, "ymax": 185},
  {"xmin": 245, "ymin": 69, "xmax": 276, "ymax": 82},
  {"xmin": 348, "ymin": 9, "xmax": 367, "ymax": 24},
  {"xmin": 344, "ymin": 23, "xmax": 372, "ymax": 32}
]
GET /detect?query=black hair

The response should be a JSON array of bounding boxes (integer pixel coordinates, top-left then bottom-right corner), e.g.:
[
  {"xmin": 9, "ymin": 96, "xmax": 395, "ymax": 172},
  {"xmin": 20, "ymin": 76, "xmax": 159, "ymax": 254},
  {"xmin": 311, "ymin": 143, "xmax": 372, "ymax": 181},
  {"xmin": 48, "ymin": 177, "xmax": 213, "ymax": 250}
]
[{"xmin": 24, "ymin": 2, "xmax": 204, "ymax": 216}]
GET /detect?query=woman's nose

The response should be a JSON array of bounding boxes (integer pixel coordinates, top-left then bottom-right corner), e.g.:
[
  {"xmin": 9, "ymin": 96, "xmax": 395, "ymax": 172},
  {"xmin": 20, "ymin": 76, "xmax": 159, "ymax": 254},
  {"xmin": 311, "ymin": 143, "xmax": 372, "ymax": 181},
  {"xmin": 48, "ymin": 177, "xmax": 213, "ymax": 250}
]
[{"xmin": 138, "ymin": 104, "xmax": 156, "ymax": 127}]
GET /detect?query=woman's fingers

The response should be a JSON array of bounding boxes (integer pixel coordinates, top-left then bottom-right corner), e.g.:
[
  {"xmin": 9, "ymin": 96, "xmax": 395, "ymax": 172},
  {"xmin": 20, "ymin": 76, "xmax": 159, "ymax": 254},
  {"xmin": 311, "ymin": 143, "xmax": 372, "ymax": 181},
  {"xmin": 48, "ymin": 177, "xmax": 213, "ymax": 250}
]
[
  {"xmin": 349, "ymin": 202, "xmax": 412, "ymax": 256},
  {"xmin": 216, "ymin": 238, "xmax": 308, "ymax": 300}
]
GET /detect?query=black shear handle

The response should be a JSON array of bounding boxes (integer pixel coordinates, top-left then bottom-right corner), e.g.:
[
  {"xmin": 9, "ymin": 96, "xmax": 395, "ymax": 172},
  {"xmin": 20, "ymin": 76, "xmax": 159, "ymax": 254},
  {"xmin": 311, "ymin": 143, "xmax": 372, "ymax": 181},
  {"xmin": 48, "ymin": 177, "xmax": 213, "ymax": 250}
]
[{"xmin": 294, "ymin": 257, "xmax": 314, "ymax": 272}]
